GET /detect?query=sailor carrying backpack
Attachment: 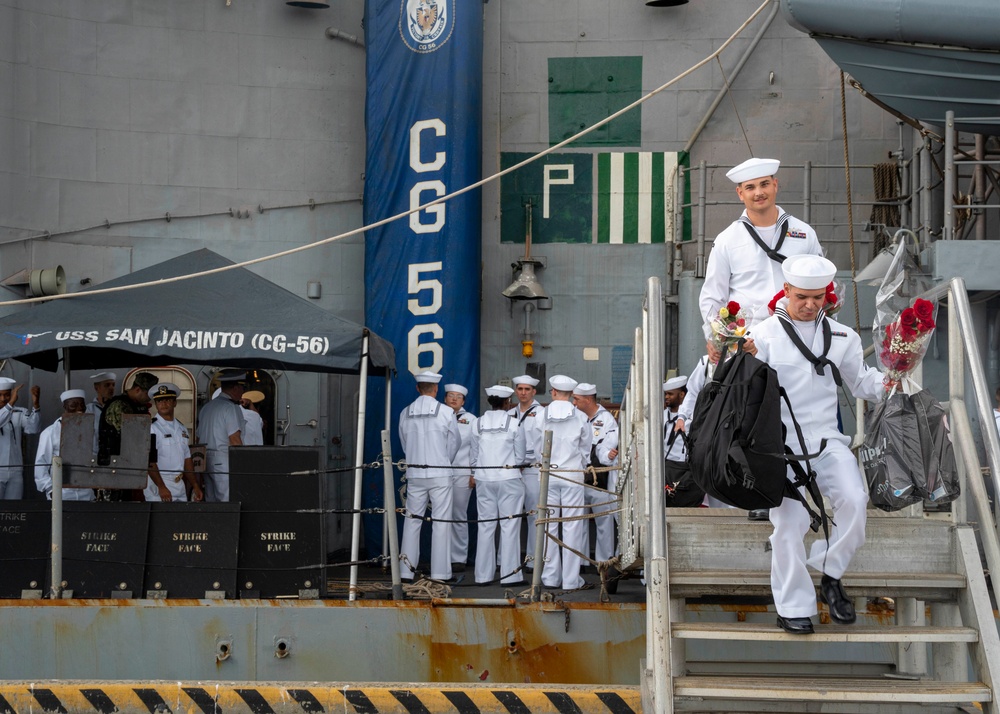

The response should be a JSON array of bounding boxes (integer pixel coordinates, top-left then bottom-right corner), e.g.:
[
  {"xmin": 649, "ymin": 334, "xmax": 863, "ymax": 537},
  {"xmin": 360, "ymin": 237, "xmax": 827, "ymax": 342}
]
[{"xmin": 686, "ymin": 343, "xmax": 827, "ymax": 532}]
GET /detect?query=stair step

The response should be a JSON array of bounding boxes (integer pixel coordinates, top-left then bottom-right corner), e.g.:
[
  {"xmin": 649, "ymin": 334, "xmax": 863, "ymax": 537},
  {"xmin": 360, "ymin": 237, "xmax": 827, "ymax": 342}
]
[
  {"xmin": 668, "ymin": 570, "xmax": 965, "ymax": 600},
  {"xmin": 673, "ymin": 676, "xmax": 992, "ymax": 704},
  {"xmin": 672, "ymin": 622, "xmax": 979, "ymax": 643}
]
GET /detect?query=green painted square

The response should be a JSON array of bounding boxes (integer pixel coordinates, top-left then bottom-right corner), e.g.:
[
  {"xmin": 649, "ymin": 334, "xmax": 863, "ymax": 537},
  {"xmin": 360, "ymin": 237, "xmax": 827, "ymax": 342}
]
[
  {"xmin": 548, "ymin": 56, "xmax": 642, "ymax": 147},
  {"xmin": 500, "ymin": 152, "xmax": 593, "ymax": 244}
]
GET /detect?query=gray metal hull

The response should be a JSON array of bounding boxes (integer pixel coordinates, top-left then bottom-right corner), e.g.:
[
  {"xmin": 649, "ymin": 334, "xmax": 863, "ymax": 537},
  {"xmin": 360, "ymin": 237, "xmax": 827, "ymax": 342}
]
[{"xmin": 814, "ymin": 36, "xmax": 1000, "ymax": 136}]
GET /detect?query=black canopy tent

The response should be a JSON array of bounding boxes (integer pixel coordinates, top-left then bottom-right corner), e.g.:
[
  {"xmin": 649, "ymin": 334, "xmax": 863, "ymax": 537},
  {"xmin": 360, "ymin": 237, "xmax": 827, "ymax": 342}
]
[
  {"xmin": 0, "ymin": 248, "xmax": 397, "ymax": 597},
  {"xmin": 0, "ymin": 248, "xmax": 394, "ymax": 374}
]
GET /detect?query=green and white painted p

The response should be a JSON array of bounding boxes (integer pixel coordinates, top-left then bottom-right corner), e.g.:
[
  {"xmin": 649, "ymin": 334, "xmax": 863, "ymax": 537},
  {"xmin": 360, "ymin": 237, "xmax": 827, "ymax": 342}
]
[{"xmin": 501, "ymin": 151, "xmax": 679, "ymax": 245}]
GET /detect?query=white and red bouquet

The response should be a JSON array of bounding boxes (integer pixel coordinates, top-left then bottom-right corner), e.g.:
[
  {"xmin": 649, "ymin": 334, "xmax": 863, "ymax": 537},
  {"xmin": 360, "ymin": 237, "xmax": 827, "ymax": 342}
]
[
  {"xmin": 708, "ymin": 300, "xmax": 751, "ymax": 355},
  {"xmin": 878, "ymin": 296, "xmax": 937, "ymax": 391}
]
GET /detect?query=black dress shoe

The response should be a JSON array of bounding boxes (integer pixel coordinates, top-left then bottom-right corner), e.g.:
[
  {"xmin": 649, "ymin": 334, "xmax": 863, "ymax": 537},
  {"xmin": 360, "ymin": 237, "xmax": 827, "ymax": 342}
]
[
  {"xmin": 776, "ymin": 615, "xmax": 814, "ymax": 634},
  {"xmin": 747, "ymin": 509, "xmax": 770, "ymax": 521},
  {"xmin": 820, "ymin": 575, "xmax": 856, "ymax": 624}
]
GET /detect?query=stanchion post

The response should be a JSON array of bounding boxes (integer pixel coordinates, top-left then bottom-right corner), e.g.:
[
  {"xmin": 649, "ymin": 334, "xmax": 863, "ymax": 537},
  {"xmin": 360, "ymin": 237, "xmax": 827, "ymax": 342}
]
[
  {"xmin": 50, "ymin": 455, "xmax": 63, "ymax": 599},
  {"xmin": 348, "ymin": 334, "xmax": 370, "ymax": 602},
  {"xmin": 381, "ymin": 429, "xmax": 404, "ymax": 600},
  {"xmin": 530, "ymin": 430, "xmax": 553, "ymax": 603}
]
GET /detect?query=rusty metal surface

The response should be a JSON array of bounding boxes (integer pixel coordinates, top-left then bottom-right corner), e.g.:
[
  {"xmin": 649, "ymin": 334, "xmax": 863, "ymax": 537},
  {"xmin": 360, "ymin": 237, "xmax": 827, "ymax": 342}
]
[{"xmin": 0, "ymin": 599, "xmax": 645, "ymax": 684}]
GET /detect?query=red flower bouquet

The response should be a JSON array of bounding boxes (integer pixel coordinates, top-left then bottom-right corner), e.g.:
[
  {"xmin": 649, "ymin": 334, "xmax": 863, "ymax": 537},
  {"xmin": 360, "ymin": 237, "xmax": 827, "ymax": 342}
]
[{"xmin": 879, "ymin": 297, "xmax": 937, "ymax": 390}]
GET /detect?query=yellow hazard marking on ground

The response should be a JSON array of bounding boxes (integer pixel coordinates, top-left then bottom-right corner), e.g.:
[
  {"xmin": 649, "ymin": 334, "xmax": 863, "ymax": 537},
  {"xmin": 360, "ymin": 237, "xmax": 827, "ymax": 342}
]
[{"xmin": 0, "ymin": 682, "xmax": 641, "ymax": 714}]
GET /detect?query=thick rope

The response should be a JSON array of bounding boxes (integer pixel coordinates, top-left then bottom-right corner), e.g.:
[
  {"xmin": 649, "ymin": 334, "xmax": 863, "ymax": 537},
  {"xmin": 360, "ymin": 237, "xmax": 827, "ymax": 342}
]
[{"xmin": 840, "ymin": 70, "xmax": 861, "ymax": 333}]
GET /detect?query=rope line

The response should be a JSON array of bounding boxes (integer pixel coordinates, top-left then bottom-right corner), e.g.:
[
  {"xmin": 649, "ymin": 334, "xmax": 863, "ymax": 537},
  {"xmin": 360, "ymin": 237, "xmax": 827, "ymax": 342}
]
[
  {"xmin": 0, "ymin": 0, "xmax": 772, "ymax": 309},
  {"xmin": 839, "ymin": 70, "xmax": 861, "ymax": 334}
]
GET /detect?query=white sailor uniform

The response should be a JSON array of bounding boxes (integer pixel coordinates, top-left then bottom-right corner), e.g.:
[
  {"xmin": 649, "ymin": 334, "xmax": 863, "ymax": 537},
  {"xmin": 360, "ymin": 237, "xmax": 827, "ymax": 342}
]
[
  {"xmin": 700, "ymin": 207, "xmax": 822, "ymax": 335},
  {"xmin": 146, "ymin": 416, "xmax": 192, "ymax": 502},
  {"xmin": 241, "ymin": 407, "xmax": 264, "ymax": 446},
  {"xmin": 34, "ymin": 418, "xmax": 94, "ymax": 502},
  {"xmin": 470, "ymin": 410, "xmax": 527, "ymax": 585},
  {"xmin": 753, "ymin": 305, "xmax": 883, "ymax": 619},
  {"xmin": 663, "ymin": 408, "xmax": 685, "ymax": 462},
  {"xmin": 450, "ymin": 407, "xmax": 476, "ymax": 567},
  {"xmin": 398, "ymin": 395, "xmax": 461, "ymax": 581},
  {"xmin": 533, "ymin": 401, "xmax": 592, "ymax": 590},
  {"xmin": 196, "ymin": 394, "xmax": 245, "ymax": 502},
  {"xmin": 584, "ymin": 405, "xmax": 619, "ymax": 564},
  {"xmin": 0, "ymin": 403, "xmax": 39, "ymax": 499},
  {"xmin": 508, "ymin": 399, "xmax": 542, "ymax": 559}
]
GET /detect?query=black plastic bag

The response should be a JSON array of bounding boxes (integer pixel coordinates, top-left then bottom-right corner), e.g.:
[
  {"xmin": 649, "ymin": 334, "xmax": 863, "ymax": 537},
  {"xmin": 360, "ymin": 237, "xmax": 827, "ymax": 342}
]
[
  {"xmin": 862, "ymin": 389, "xmax": 960, "ymax": 511},
  {"xmin": 862, "ymin": 392, "xmax": 924, "ymax": 511},
  {"xmin": 910, "ymin": 390, "xmax": 960, "ymax": 504}
]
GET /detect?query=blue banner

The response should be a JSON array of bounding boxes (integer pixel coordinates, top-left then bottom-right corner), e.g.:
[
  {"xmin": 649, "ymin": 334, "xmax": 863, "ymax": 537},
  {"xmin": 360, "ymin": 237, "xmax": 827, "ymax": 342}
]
[{"xmin": 361, "ymin": 0, "xmax": 483, "ymax": 554}]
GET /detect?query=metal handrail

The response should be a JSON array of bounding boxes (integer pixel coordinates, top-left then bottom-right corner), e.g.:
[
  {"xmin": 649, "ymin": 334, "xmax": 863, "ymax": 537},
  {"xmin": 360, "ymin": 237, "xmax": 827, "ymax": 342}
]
[
  {"xmin": 643, "ymin": 277, "xmax": 670, "ymax": 714},
  {"xmin": 854, "ymin": 277, "xmax": 1000, "ymax": 606}
]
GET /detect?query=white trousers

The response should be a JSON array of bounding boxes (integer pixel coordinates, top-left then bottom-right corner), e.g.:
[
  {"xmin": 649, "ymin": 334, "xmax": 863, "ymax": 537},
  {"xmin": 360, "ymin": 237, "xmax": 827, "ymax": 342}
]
[
  {"xmin": 204, "ymin": 450, "xmax": 230, "ymax": 502},
  {"xmin": 0, "ymin": 472, "xmax": 22, "ymax": 499},
  {"xmin": 475, "ymin": 478, "xmax": 526, "ymax": 584},
  {"xmin": 584, "ymin": 483, "xmax": 617, "ymax": 563},
  {"xmin": 400, "ymin": 476, "xmax": 454, "ymax": 580},
  {"xmin": 541, "ymin": 477, "xmax": 586, "ymax": 590},
  {"xmin": 523, "ymin": 469, "xmax": 540, "ymax": 566},
  {"xmin": 450, "ymin": 473, "xmax": 474, "ymax": 564},
  {"xmin": 769, "ymin": 441, "xmax": 868, "ymax": 618}
]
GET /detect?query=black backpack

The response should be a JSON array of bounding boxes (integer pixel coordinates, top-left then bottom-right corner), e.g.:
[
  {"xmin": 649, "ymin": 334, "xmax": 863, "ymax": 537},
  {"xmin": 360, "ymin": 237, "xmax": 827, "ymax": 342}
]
[{"xmin": 686, "ymin": 345, "xmax": 827, "ymax": 531}]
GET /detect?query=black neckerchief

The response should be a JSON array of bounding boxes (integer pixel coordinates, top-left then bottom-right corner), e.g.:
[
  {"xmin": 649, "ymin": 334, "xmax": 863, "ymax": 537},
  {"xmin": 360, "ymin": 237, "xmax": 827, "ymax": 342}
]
[
  {"xmin": 777, "ymin": 311, "xmax": 843, "ymax": 386},
  {"xmin": 517, "ymin": 404, "xmax": 537, "ymax": 426},
  {"xmin": 742, "ymin": 217, "xmax": 789, "ymax": 264}
]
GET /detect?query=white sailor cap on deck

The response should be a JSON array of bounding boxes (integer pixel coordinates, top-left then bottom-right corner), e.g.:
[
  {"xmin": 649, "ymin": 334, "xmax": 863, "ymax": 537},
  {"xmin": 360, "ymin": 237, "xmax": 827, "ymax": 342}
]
[
  {"xmin": 89, "ymin": 372, "xmax": 117, "ymax": 383},
  {"xmin": 782, "ymin": 254, "xmax": 837, "ymax": 290},
  {"xmin": 663, "ymin": 376, "xmax": 688, "ymax": 391},
  {"xmin": 443, "ymin": 383, "xmax": 468, "ymax": 396},
  {"xmin": 0, "ymin": 377, "xmax": 16, "ymax": 391},
  {"xmin": 414, "ymin": 371, "xmax": 442, "ymax": 384},
  {"xmin": 60, "ymin": 389, "xmax": 86, "ymax": 402},
  {"xmin": 485, "ymin": 385, "xmax": 515, "ymax": 398},
  {"xmin": 549, "ymin": 374, "xmax": 577, "ymax": 392},
  {"xmin": 572, "ymin": 382, "xmax": 597, "ymax": 396},
  {"xmin": 726, "ymin": 157, "xmax": 780, "ymax": 185},
  {"xmin": 511, "ymin": 374, "xmax": 539, "ymax": 387}
]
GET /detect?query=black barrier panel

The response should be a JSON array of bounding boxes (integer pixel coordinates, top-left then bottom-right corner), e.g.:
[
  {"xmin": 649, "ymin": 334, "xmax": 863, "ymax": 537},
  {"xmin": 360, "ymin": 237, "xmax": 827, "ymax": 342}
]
[
  {"xmin": 61, "ymin": 502, "xmax": 150, "ymax": 597},
  {"xmin": 144, "ymin": 502, "xmax": 240, "ymax": 598},
  {"xmin": 231, "ymin": 447, "xmax": 326, "ymax": 598},
  {"xmin": 229, "ymin": 446, "xmax": 325, "ymax": 510},
  {"xmin": 0, "ymin": 501, "xmax": 51, "ymax": 597},
  {"xmin": 237, "ymin": 510, "xmax": 326, "ymax": 598}
]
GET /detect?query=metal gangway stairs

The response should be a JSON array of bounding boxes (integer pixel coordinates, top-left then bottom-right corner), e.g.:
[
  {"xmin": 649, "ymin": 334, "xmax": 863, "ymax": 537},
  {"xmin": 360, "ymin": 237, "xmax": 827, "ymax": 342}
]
[{"xmin": 623, "ymin": 276, "xmax": 1000, "ymax": 713}]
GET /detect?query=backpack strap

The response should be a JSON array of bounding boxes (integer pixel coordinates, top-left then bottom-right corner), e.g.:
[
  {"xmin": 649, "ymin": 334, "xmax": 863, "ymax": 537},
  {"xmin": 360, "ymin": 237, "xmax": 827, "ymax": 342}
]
[
  {"xmin": 518, "ymin": 406, "xmax": 537, "ymax": 426},
  {"xmin": 778, "ymin": 316, "xmax": 843, "ymax": 386},
  {"xmin": 665, "ymin": 421, "xmax": 687, "ymax": 453},
  {"xmin": 742, "ymin": 218, "xmax": 790, "ymax": 264},
  {"xmin": 777, "ymin": 386, "xmax": 831, "ymax": 539}
]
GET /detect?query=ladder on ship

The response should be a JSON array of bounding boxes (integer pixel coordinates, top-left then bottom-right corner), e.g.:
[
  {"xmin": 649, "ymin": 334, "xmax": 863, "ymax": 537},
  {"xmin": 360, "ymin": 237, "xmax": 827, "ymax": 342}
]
[{"xmin": 623, "ymin": 276, "xmax": 1000, "ymax": 714}]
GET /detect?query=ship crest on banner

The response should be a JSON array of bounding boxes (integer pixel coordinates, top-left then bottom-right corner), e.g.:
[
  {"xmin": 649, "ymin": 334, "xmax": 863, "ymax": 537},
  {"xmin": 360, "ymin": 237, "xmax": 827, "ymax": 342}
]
[{"xmin": 400, "ymin": 0, "xmax": 453, "ymax": 53}]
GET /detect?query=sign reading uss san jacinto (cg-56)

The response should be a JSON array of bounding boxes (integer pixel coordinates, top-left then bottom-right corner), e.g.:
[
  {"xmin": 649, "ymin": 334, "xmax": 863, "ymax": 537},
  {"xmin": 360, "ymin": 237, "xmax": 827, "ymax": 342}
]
[{"xmin": 53, "ymin": 329, "xmax": 332, "ymax": 355}]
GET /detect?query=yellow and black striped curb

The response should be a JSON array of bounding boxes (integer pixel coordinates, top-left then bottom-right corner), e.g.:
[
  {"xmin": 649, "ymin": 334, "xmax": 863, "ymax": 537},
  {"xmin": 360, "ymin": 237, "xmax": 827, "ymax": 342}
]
[{"xmin": 0, "ymin": 683, "xmax": 641, "ymax": 714}]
